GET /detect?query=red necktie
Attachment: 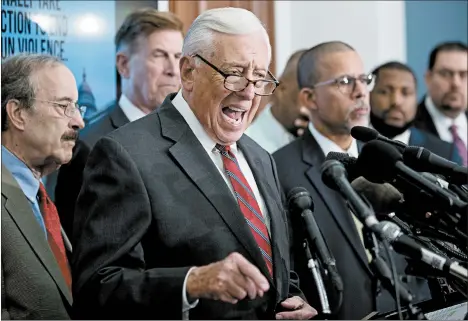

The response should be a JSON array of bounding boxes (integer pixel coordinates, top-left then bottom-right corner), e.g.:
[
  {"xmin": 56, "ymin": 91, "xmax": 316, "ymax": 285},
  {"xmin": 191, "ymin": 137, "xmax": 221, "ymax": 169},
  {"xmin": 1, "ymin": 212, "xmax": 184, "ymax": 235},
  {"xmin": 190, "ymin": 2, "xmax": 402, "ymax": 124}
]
[
  {"xmin": 450, "ymin": 124, "xmax": 467, "ymax": 166},
  {"xmin": 216, "ymin": 144, "xmax": 273, "ymax": 276},
  {"xmin": 38, "ymin": 183, "xmax": 72, "ymax": 290}
]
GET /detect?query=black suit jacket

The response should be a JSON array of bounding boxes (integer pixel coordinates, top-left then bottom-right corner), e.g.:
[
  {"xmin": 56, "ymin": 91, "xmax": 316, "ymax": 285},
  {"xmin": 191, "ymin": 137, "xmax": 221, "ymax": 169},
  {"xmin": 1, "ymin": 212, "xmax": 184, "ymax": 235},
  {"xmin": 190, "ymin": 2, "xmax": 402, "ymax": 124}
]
[
  {"xmin": 2, "ymin": 164, "xmax": 72, "ymax": 319},
  {"xmin": 55, "ymin": 102, "xmax": 130, "ymax": 238},
  {"xmin": 72, "ymin": 94, "xmax": 302, "ymax": 319},
  {"xmin": 414, "ymin": 98, "xmax": 467, "ymax": 163},
  {"xmin": 273, "ymin": 130, "xmax": 431, "ymax": 320}
]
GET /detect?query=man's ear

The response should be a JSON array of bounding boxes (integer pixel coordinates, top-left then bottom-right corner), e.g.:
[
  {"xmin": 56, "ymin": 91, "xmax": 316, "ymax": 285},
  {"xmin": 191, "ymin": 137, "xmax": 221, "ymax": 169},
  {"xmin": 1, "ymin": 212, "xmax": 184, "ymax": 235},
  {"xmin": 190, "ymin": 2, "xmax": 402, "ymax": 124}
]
[
  {"xmin": 424, "ymin": 70, "xmax": 432, "ymax": 89},
  {"xmin": 6, "ymin": 99, "xmax": 28, "ymax": 131},
  {"xmin": 298, "ymin": 87, "xmax": 318, "ymax": 111},
  {"xmin": 116, "ymin": 51, "xmax": 130, "ymax": 79},
  {"xmin": 180, "ymin": 56, "xmax": 195, "ymax": 91}
]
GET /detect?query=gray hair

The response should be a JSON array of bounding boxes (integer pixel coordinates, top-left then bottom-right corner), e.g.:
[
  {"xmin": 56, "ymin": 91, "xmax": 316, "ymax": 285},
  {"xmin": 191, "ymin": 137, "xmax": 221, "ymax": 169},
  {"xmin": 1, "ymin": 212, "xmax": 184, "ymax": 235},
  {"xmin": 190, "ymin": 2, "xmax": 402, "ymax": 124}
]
[
  {"xmin": 1, "ymin": 53, "xmax": 62, "ymax": 131},
  {"xmin": 182, "ymin": 7, "xmax": 271, "ymax": 63}
]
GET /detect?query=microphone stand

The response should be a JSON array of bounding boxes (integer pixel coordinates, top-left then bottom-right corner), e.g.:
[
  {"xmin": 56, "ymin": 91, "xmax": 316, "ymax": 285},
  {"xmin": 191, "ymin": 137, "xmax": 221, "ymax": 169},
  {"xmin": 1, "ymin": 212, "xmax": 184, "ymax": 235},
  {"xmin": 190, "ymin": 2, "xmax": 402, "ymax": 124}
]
[
  {"xmin": 303, "ymin": 239, "xmax": 331, "ymax": 317},
  {"xmin": 363, "ymin": 228, "xmax": 426, "ymax": 320}
]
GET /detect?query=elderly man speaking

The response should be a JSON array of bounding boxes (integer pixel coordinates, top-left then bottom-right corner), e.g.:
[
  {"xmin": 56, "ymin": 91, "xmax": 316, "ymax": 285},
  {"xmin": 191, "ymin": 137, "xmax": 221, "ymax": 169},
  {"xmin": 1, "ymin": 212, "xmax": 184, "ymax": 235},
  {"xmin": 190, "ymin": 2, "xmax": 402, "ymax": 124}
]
[{"xmin": 72, "ymin": 7, "xmax": 316, "ymax": 320}]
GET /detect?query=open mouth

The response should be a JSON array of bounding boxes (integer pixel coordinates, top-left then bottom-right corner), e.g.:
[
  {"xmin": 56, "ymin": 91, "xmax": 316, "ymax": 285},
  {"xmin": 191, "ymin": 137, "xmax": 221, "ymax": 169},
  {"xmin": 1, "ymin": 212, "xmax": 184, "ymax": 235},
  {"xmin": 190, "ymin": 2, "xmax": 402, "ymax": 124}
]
[{"xmin": 222, "ymin": 106, "xmax": 246, "ymax": 125}]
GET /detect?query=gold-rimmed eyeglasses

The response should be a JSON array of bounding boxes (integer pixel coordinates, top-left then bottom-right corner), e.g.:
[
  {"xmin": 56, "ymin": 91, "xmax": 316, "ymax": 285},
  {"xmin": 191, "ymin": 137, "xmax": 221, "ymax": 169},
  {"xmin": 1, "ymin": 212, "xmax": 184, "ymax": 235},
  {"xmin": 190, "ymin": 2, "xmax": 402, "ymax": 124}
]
[
  {"xmin": 33, "ymin": 99, "xmax": 87, "ymax": 118},
  {"xmin": 193, "ymin": 54, "xmax": 280, "ymax": 96}
]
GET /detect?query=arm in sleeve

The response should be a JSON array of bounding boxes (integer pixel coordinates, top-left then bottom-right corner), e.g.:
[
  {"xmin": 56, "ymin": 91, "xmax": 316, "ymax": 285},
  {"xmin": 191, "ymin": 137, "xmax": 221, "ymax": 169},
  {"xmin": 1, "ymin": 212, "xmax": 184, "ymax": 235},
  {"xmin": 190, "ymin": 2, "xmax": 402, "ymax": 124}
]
[{"xmin": 72, "ymin": 136, "xmax": 192, "ymax": 320}]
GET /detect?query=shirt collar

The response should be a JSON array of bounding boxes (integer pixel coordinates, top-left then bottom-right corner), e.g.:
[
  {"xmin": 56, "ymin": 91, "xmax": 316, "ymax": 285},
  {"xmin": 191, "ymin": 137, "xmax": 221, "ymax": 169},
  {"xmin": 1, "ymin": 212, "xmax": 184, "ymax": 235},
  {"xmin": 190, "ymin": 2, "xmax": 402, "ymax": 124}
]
[
  {"xmin": 1, "ymin": 145, "xmax": 40, "ymax": 203},
  {"xmin": 171, "ymin": 90, "xmax": 239, "ymax": 155},
  {"xmin": 119, "ymin": 94, "xmax": 147, "ymax": 122},
  {"xmin": 425, "ymin": 95, "xmax": 467, "ymax": 130},
  {"xmin": 308, "ymin": 122, "xmax": 359, "ymax": 158}
]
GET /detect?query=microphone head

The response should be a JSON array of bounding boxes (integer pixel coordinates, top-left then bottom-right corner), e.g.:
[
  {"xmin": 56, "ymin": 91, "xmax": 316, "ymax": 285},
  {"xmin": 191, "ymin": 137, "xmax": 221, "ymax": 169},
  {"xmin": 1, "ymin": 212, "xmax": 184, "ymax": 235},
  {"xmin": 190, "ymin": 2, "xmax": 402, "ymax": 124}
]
[
  {"xmin": 321, "ymin": 159, "xmax": 348, "ymax": 191},
  {"xmin": 351, "ymin": 177, "xmax": 403, "ymax": 215},
  {"xmin": 326, "ymin": 152, "xmax": 359, "ymax": 181},
  {"xmin": 351, "ymin": 126, "xmax": 379, "ymax": 142},
  {"xmin": 287, "ymin": 187, "xmax": 314, "ymax": 213},
  {"xmin": 357, "ymin": 140, "xmax": 403, "ymax": 183}
]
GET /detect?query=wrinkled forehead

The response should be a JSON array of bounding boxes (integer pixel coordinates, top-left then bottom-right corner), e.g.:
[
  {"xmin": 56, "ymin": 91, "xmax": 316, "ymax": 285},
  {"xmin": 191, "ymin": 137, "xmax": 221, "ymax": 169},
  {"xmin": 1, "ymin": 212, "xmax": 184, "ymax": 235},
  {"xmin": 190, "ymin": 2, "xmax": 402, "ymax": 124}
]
[
  {"xmin": 320, "ymin": 51, "xmax": 365, "ymax": 79},
  {"xmin": 33, "ymin": 65, "xmax": 78, "ymax": 100},
  {"xmin": 211, "ymin": 32, "xmax": 271, "ymax": 70}
]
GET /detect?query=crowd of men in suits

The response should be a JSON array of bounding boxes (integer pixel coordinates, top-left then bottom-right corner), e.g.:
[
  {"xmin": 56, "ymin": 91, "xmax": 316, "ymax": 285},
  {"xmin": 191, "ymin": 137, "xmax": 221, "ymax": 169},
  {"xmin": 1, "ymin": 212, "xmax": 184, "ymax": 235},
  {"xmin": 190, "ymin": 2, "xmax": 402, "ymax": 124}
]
[{"xmin": 1, "ymin": 5, "xmax": 467, "ymax": 320}]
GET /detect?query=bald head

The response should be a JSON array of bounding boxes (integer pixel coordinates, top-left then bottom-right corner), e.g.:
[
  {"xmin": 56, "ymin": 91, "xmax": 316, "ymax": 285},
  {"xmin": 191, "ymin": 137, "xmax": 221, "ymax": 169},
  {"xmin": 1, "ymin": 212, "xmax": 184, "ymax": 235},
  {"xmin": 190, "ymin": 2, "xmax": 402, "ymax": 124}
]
[
  {"xmin": 279, "ymin": 49, "xmax": 306, "ymax": 83},
  {"xmin": 297, "ymin": 41, "xmax": 355, "ymax": 88}
]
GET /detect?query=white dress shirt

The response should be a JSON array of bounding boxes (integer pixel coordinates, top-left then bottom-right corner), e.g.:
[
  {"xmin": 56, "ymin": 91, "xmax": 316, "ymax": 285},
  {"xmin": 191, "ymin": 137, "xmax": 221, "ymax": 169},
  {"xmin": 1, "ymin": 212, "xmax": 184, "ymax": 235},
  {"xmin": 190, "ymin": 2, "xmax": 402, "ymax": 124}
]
[
  {"xmin": 119, "ymin": 94, "xmax": 147, "ymax": 122},
  {"xmin": 245, "ymin": 104, "xmax": 296, "ymax": 153},
  {"xmin": 425, "ymin": 95, "xmax": 467, "ymax": 147},
  {"xmin": 171, "ymin": 91, "xmax": 271, "ymax": 318}
]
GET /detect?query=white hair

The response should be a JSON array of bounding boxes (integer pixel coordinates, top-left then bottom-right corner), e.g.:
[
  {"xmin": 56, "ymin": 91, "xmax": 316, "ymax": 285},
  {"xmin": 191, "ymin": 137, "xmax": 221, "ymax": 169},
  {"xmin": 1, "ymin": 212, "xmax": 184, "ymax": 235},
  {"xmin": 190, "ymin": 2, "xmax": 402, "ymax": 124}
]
[{"xmin": 182, "ymin": 7, "xmax": 271, "ymax": 63}]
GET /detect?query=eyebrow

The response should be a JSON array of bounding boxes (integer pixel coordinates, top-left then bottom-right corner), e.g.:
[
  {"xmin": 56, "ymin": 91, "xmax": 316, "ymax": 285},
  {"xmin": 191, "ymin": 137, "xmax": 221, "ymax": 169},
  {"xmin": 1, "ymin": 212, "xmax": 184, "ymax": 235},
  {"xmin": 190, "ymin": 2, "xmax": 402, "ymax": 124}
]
[
  {"xmin": 152, "ymin": 48, "xmax": 182, "ymax": 55},
  {"xmin": 220, "ymin": 62, "xmax": 267, "ymax": 72},
  {"xmin": 53, "ymin": 96, "xmax": 74, "ymax": 102}
]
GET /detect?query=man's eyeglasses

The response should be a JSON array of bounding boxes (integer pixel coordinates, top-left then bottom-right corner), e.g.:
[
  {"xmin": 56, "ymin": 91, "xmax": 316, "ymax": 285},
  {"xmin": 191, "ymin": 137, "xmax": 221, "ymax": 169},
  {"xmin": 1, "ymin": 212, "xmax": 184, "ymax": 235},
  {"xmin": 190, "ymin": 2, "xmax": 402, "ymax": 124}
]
[
  {"xmin": 193, "ymin": 54, "xmax": 279, "ymax": 96},
  {"xmin": 33, "ymin": 99, "xmax": 87, "ymax": 118},
  {"xmin": 312, "ymin": 74, "xmax": 375, "ymax": 95},
  {"xmin": 433, "ymin": 69, "xmax": 468, "ymax": 81}
]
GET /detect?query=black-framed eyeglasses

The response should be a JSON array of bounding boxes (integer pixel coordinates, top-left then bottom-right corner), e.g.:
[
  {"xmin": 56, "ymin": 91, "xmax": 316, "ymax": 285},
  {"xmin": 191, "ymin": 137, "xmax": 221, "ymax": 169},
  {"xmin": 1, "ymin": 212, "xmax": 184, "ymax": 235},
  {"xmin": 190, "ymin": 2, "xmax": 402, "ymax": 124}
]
[
  {"xmin": 193, "ymin": 54, "xmax": 279, "ymax": 96},
  {"xmin": 33, "ymin": 99, "xmax": 87, "ymax": 118},
  {"xmin": 312, "ymin": 73, "xmax": 375, "ymax": 95}
]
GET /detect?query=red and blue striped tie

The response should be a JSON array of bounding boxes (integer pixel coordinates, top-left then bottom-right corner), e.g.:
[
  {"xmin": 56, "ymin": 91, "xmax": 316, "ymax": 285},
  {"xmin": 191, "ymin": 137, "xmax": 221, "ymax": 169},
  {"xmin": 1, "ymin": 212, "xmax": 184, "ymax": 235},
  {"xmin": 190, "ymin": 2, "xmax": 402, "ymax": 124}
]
[{"xmin": 216, "ymin": 144, "xmax": 273, "ymax": 276}]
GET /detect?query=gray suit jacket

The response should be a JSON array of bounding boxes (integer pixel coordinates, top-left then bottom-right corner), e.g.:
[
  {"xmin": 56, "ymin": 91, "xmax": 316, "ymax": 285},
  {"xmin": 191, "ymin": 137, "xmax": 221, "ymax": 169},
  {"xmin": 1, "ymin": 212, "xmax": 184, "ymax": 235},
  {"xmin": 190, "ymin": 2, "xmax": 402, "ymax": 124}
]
[
  {"xmin": 72, "ymin": 93, "xmax": 302, "ymax": 319},
  {"xmin": 1, "ymin": 164, "xmax": 72, "ymax": 320}
]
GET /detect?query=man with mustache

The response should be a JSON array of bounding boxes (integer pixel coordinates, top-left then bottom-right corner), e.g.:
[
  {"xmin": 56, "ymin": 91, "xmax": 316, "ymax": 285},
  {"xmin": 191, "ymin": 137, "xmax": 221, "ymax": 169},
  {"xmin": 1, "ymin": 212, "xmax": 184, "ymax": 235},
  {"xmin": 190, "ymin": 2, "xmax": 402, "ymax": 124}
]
[
  {"xmin": 273, "ymin": 42, "xmax": 428, "ymax": 319},
  {"xmin": 1, "ymin": 53, "xmax": 85, "ymax": 319},
  {"xmin": 370, "ymin": 61, "xmax": 462, "ymax": 163},
  {"xmin": 71, "ymin": 7, "xmax": 316, "ymax": 320},
  {"xmin": 54, "ymin": 9, "xmax": 184, "ymax": 238},
  {"xmin": 414, "ymin": 42, "xmax": 467, "ymax": 166}
]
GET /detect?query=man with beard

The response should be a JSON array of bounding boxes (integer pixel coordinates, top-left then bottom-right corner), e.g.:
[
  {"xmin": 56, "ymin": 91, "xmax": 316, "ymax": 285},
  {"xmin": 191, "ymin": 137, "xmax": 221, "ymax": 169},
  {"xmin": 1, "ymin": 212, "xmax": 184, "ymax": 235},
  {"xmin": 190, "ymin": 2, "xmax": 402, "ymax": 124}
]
[
  {"xmin": 246, "ymin": 49, "xmax": 308, "ymax": 153},
  {"xmin": 1, "ymin": 54, "xmax": 85, "ymax": 319},
  {"xmin": 54, "ymin": 9, "xmax": 184, "ymax": 238},
  {"xmin": 414, "ymin": 42, "xmax": 467, "ymax": 166},
  {"xmin": 370, "ymin": 61, "xmax": 462, "ymax": 163},
  {"xmin": 273, "ymin": 42, "xmax": 431, "ymax": 319}
]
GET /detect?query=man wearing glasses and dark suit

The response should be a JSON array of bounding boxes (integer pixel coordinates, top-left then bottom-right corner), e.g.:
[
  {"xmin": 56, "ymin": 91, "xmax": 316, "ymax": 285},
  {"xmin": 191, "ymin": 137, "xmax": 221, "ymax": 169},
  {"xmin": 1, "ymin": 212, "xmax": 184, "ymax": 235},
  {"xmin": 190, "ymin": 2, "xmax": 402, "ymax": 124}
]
[
  {"xmin": 72, "ymin": 7, "xmax": 316, "ymax": 320},
  {"xmin": 273, "ymin": 41, "xmax": 429, "ymax": 319}
]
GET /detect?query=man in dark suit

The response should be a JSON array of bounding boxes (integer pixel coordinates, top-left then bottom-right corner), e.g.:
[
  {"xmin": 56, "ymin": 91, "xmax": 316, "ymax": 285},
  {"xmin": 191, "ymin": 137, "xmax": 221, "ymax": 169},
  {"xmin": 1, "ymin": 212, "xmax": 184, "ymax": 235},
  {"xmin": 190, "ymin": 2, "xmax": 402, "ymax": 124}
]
[
  {"xmin": 54, "ymin": 9, "xmax": 184, "ymax": 238},
  {"xmin": 72, "ymin": 7, "xmax": 316, "ymax": 320},
  {"xmin": 273, "ymin": 42, "xmax": 430, "ymax": 320},
  {"xmin": 370, "ymin": 61, "xmax": 462, "ymax": 164},
  {"xmin": 1, "ymin": 54, "xmax": 85, "ymax": 319},
  {"xmin": 414, "ymin": 41, "xmax": 467, "ymax": 166}
]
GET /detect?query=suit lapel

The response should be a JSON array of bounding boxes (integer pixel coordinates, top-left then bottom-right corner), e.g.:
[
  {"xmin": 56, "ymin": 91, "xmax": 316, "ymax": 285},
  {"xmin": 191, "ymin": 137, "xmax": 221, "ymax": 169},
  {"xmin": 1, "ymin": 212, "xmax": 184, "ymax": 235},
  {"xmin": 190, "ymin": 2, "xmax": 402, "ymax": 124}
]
[
  {"xmin": 1, "ymin": 165, "xmax": 72, "ymax": 305},
  {"xmin": 238, "ymin": 137, "xmax": 288, "ymax": 296},
  {"xmin": 159, "ymin": 95, "xmax": 273, "ymax": 281},
  {"xmin": 109, "ymin": 105, "xmax": 130, "ymax": 129},
  {"xmin": 301, "ymin": 131, "xmax": 372, "ymax": 276}
]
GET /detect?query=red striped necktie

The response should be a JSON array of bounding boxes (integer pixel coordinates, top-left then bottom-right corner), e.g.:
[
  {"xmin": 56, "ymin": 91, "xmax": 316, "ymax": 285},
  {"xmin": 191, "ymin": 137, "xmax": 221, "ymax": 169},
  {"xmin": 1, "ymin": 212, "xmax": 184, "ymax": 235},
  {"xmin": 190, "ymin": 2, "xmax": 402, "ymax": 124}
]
[
  {"xmin": 216, "ymin": 144, "xmax": 273, "ymax": 276},
  {"xmin": 38, "ymin": 183, "xmax": 72, "ymax": 290}
]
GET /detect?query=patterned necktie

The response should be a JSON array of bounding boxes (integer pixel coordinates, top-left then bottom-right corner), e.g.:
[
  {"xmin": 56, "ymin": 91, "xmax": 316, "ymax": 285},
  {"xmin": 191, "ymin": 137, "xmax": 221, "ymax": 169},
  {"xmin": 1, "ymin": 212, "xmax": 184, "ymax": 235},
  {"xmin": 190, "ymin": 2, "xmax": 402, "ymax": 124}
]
[
  {"xmin": 216, "ymin": 144, "xmax": 273, "ymax": 276},
  {"xmin": 449, "ymin": 124, "xmax": 467, "ymax": 166},
  {"xmin": 38, "ymin": 183, "xmax": 72, "ymax": 290}
]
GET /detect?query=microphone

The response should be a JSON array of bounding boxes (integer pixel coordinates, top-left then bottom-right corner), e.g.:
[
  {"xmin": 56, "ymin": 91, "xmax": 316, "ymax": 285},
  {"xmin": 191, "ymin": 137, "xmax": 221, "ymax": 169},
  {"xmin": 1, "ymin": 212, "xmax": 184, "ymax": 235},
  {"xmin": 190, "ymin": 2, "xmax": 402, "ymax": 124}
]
[
  {"xmin": 373, "ymin": 220, "xmax": 468, "ymax": 283},
  {"xmin": 321, "ymin": 160, "xmax": 379, "ymax": 229},
  {"xmin": 356, "ymin": 140, "xmax": 468, "ymax": 217},
  {"xmin": 287, "ymin": 187, "xmax": 344, "ymax": 295},
  {"xmin": 350, "ymin": 177, "xmax": 403, "ymax": 215},
  {"xmin": 351, "ymin": 126, "xmax": 406, "ymax": 150},
  {"xmin": 325, "ymin": 152, "xmax": 359, "ymax": 181},
  {"xmin": 403, "ymin": 146, "xmax": 468, "ymax": 186},
  {"xmin": 320, "ymin": 161, "xmax": 416, "ymax": 304}
]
